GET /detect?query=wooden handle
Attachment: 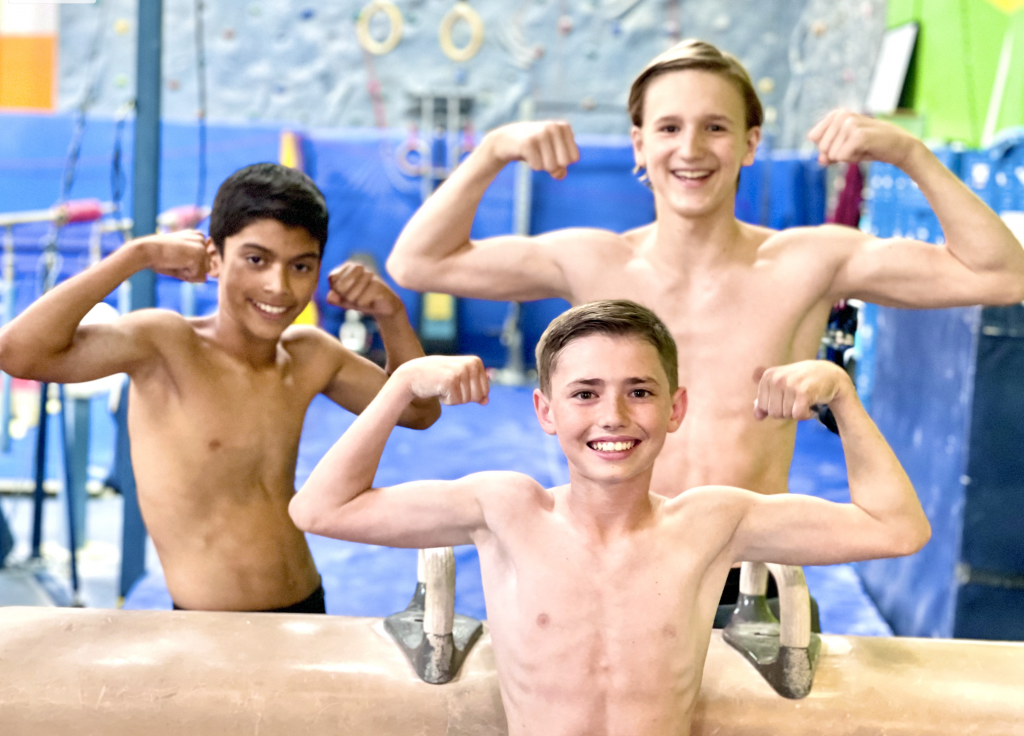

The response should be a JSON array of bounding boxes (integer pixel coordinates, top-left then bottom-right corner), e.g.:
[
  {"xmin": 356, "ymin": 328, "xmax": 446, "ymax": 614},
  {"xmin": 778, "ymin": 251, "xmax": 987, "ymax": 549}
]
[
  {"xmin": 739, "ymin": 561, "xmax": 769, "ymax": 596},
  {"xmin": 422, "ymin": 547, "xmax": 455, "ymax": 637},
  {"xmin": 765, "ymin": 563, "xmax": 812, "ymax": 649}
]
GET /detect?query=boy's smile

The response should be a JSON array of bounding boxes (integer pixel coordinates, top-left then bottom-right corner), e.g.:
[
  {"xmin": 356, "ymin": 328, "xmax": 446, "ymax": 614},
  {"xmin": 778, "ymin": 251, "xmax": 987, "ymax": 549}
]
[
  {"xmin": 631, "ymin": 70, "xmax": 759, "ymax": 220},
  {"xmin": 534, "ymin": 333, "xmax": 687, "ymax": 489},
  {"xmin": 209, "ymin": 219, "xmax": 321, "ymax": 343}
]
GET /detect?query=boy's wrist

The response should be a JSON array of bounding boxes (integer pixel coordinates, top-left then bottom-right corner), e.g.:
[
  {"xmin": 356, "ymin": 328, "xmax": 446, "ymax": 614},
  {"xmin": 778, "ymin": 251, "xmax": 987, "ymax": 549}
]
[{"xmin": 123, "ymin": 237, "xmax": 158, "ymax": 273}]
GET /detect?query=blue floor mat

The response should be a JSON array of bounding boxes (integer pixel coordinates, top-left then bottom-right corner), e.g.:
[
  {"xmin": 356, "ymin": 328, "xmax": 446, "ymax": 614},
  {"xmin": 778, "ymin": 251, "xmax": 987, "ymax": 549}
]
[{"xmin": 124, "ymin": 388, "xmax": 891, "ymax": 636}]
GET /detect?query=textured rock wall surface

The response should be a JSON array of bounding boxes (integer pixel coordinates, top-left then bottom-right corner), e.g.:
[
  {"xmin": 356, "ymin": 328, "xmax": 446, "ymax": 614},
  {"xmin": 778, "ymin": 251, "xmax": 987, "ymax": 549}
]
[{"xmin": 59, "ymin": 0, "xmax": 885, "ymax": 143}]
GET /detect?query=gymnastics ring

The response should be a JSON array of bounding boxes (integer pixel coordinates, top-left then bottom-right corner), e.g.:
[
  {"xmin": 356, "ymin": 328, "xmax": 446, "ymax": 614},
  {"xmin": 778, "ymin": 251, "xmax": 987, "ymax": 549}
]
[
  {"xmin": 439, "ymin": 2, "xmax": 484, "ymax": 63},
  {"xmin": 356, "ymin": 0, "xmax": 403, "ymax": 56}
]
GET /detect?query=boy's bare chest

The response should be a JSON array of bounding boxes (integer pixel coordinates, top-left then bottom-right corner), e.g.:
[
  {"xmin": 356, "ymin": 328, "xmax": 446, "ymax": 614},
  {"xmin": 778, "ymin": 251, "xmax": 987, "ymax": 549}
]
[
  {"xmin": 578, "ymin": 260, "xmax": 830, "ymax": 381},
  {"xmin": 132, "ymin": 353, "xmax": 319, "ymax": 461}
]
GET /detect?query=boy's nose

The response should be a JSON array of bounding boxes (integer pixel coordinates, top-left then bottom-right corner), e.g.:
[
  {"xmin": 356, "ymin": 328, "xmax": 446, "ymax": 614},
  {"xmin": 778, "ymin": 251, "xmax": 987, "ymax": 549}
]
[
  {"xmin": 262, "ymin": 265, "xmax": 291, "ymax": 295},
  {"xmin": 598, "ymin": 396, "xmax": 629, "ymax": 429}
]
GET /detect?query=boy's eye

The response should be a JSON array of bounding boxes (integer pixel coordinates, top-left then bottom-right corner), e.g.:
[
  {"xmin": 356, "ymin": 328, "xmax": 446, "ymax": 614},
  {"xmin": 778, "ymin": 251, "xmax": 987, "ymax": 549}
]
[
  {"xmin": 246, "ymin": 255, "xmax": 264, "ymax": 266},
  {"xmin": 661, "ymin": 125, "xmax": 679, "ymax": 133},
  {"xmin": 708, "ymin": 124, "xmax": 724, "ymax": 132},
  {"xmin": 631, "ymin": 389, "xmax": 652, "ymax": 398},
  {"xmin": 294, "ymin": 263, "xmax": 312, "ymax": 273},
  {"xmin": 574, "ymin": 390, "xmax": 595, "ymax": 400}
]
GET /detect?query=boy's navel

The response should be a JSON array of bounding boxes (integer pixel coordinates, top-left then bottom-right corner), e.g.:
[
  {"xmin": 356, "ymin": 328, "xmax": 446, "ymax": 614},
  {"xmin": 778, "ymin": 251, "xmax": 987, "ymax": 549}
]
[
  {"xmin": 536, "ymin": 613, "xmax": 550, "ymax": 628},
  {"xmin": 208, "ymin": 439, "xmax": 222, "ymax": 451}
]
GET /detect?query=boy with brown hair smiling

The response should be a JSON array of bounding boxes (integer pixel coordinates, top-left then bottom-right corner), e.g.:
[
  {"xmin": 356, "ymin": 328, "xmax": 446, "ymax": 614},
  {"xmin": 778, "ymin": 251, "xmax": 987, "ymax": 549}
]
[
  {"xmin": 290, "ymin": 299, "xmax": 929, "ymax": 735},
  {"xmin": 0, "ymin": 163, "xmax": 439, "ymax": 612}
]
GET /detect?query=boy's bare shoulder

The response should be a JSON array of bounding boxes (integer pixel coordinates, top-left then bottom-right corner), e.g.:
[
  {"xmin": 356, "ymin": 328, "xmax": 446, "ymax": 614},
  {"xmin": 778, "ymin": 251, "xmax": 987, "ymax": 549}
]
[
  {"xmin": 464, "ymin": 471, "xmax": 552, "ymax": 511},
  {"xmin": 663, "ymin": 484, "xmax": 755, "ymax": 522},
  {"xmin": 279, "ymin": 323, "xmax": 345, "ymax": 361},
  {"xmin": 120, "ymin": 308, "xmax": 202, "ymax": 345}
]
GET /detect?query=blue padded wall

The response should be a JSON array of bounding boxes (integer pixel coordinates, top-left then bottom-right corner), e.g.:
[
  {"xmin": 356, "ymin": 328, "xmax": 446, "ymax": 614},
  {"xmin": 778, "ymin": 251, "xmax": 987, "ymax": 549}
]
[
  {"xmin": 0, "ymin": 112, "xmax": 827, "ymax": 370},
  {"xmin": 860, "ymin": 146, "xmax": 1024, "ymax": 640}
]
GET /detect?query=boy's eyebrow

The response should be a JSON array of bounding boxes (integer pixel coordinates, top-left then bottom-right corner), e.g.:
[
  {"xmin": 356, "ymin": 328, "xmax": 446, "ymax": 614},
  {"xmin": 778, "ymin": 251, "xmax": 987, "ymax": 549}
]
[
  {"xmin": 567, "ymin": 378, "xmax": 604, "ymax": 387},
  {"xmin": 238, "ymin": 243, "xmax": 320, "ymax": 260},
  {"xmin": 625, "ymin": 376, "xmax": 659, "ymax": 385}
]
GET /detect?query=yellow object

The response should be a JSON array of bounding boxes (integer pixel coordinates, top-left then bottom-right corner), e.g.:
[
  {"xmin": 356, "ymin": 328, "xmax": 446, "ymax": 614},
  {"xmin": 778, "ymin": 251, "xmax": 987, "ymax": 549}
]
[
  {"xmin": 422, "ymin": 292, "xmax": 454, "ymax": 321},
  {"xmin": 292, "ymin": 301, "xmax": 319, "ymax": 327},
  {"xmin": 356, "ymin": 0, "xmax": 403, "ymax": 56},
  {"xmin": 439, "ymin": 2, "xmax": 484, "ymax": 63},
  {"xmin": 980, "ymin": 0, "xmax": 1024, "ymax": 13},
  {"xmin": 279, "ymin": 130, "xmax": 303, "ymax": 171},
  {"xmin": 0, "ymin": 36, "xmax": 54, "ymax": 109}
]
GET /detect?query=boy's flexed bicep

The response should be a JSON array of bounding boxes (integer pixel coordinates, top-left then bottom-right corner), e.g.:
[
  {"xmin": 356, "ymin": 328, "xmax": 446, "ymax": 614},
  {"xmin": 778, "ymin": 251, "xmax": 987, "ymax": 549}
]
[
  {"xmin": 294, "ymin": 472, "xmax": 510, "ymax": 549},
  {"xmin": 388, "ymin": 121, "xmax": 583, "ymax": 303},
  {"xmin": 0, "ymin": 308, "xmax": 162, "ymax": 384}
]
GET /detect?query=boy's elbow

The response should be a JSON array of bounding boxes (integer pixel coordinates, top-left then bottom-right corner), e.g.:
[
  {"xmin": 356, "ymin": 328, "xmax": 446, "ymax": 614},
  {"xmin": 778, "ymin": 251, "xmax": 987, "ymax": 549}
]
[
  {"xmin": 0, "ymin": 331, "xmax": 34, "ymax": 378},
  {"xmin": 288, "ymin": 493, "xmax": 320, "ymax": 535},
  {"xmin": 400, "ymin": 400, "xmax": 442, "ymax": 431},
  {"xmin": 889, "ymin": 517, "xmax": 931, "ymax": 558},
  {"xmin": 386, "ymin": 253, "xmax": 419, "ymax": 291}
]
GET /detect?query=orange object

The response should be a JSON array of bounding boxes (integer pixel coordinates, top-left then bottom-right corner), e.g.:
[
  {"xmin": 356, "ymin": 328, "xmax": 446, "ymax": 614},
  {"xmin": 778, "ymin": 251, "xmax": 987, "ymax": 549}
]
[{"xmin": 0, "ymin": 35, "xmax": 55, "ymax": 110}]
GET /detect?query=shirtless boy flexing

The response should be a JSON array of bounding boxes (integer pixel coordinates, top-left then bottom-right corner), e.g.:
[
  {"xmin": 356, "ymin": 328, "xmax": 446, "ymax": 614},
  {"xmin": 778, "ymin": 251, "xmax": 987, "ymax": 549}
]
[
  {"xmin": 0, "ymin": 163, "xmax": 439, "ymax": 612},
  {"xmin": 387, "ymin": 39, "xmax": 1024, "ymax": 503},
  {"xmin": 290, "ymin": 300, "xmax": 930, "ymax": 736}
]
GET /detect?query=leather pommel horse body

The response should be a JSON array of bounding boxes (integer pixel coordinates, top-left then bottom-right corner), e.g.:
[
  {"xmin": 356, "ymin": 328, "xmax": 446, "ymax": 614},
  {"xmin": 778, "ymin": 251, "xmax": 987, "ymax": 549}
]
[{"xmin": 1, "ymin": 605, "xmax": 1022, "ymax": 735}]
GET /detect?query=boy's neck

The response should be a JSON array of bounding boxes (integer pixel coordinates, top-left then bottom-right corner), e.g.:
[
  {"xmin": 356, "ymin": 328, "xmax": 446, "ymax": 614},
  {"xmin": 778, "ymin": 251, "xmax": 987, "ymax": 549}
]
[
  {"xmin": 645, "ymin": 195, "xmax": 751, "ymax": 270},
  {"xmin": 563, "ymin": 469, "xmax": 658, "ymax": 541},
  {"xmin": 203, "ymin": 309, "xmax": 282, "ymax": 368}
]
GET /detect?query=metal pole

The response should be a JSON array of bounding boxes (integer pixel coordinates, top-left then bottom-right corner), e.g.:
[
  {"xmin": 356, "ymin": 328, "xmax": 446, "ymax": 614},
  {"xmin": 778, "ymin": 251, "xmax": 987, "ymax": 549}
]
[{"xmin": 119, "ymin": 0, "xmax": 162, "ymax": 599}]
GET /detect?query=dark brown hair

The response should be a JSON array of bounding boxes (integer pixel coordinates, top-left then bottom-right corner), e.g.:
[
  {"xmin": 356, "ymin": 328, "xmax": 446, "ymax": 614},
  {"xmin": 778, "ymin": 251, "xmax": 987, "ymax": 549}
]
[
  {"xmin": 536, "ymin": 300, "xmax": 678, "ymax": 395},
  {"xmin": 628, "ymin": 39, "xmax": 763, "ymax": 130}
]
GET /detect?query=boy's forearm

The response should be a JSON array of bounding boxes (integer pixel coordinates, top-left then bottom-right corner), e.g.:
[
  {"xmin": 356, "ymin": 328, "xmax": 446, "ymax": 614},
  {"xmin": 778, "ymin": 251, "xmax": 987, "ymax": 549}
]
[
  {"xmin": 375, "ymin": 306, "xmax": 441, "ymax": 428},
  {"xmin": 388, "ymin": 136, "xmax": 507, "ymax": 285},
  {"xmin": 0, "ymin": 240, "xmax": 149, "ymax": 372},
  {"xmin": 292, "ymin": 371, "xmax": 413, "ymax": 524},
  {"xmin": 902, "ymin": 142, "xmax": 1024, "ymax": 294},
  {"xmin": 830, "ymin": 383, "xmax": 929, "ymax": 551}
]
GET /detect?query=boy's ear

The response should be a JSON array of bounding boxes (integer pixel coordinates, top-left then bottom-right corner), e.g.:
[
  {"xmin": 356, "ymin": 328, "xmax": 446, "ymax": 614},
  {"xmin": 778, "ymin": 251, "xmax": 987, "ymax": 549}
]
[
  {"xmin": 533, "ymin": 388, "xmax": 557, "ymax": 436},
  {"xmin": 667, "ymin": 387, "xmax": 687, "ymax": 433},
  {"xmin": 630, "ymin": 125, "xmax": 646, "ymax": 171},
  {"xmin": 742, "ymin": 125, "xmax": 761, "ymax": 167},
  {"xmin": 206, "ymin": 238, "xmax": 222, "ymax": 278}
]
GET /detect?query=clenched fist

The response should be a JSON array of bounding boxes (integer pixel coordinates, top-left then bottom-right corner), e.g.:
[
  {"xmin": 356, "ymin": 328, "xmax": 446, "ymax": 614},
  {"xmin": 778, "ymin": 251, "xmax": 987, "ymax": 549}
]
[
  {"xmin": 138, "ymin": 230, "xmax": 210, "ymax": 283},
  {"xmin": 753, "ymin": 360, "xmax": 852, "ymax": 421},
  {"xmin": 327, "ymin": 262, "xmax": 403, "ymax": 318},
  {"xmin": 807, "ymin": 109, "xmax": 921, "ymax": 168},
  {"xmin": 397, "ymin": 355, "xmax": 489, "ymax": 406},
  {"xmin": 484, "ymin": 121, "xmax": 580, "ymax": 180}
]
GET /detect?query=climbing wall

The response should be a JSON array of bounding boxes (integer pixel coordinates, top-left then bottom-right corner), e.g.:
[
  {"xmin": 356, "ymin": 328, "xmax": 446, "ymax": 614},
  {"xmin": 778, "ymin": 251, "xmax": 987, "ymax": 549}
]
[{"xmin": 58, "ymin": 0, "xmax": 885, "ymax": 139}]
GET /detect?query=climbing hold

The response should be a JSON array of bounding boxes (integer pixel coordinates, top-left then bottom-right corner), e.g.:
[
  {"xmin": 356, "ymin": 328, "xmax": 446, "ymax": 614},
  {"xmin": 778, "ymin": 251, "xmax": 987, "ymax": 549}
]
[
  {"xmin": 811, "ymin": 20, "xmax": 828, "ymax": 37},
  {"xmin": 757, "ymin": 77, "xmax": 775, "ymax": 94},
  {"xmin": 222, "ymin": 27, "xmax": 236, "ymax": 40},
  {"xmin": 167, "ymin": 79, "xmax": 181, "ymax": 91},
  {"xmin": 114, "ymin": 18, "xmax": 130, "ymax": 35},
  {"xmin": 557, "ymin": 15, "xmax": 573, "ymax": 36}
]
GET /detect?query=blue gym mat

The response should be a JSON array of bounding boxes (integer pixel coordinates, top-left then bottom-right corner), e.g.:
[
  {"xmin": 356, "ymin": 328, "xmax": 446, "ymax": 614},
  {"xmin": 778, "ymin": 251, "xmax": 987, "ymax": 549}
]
[{"xmin": 124, "ymin": 386, "xmax": 892, "ymax": 637}]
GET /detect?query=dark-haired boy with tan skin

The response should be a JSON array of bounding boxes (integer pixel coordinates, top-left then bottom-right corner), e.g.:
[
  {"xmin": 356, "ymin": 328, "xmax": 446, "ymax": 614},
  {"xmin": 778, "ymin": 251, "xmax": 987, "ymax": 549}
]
[
  {"xmin": 388, "ymin": 40, "xmax": 1024, "ymax": 509},
  {"xmin": 290, "ymin": 300, "xmax": 930, "ymax": 736},
  {"xmin": 0, "ymin": 163, "xmax": 439, "ymax": 612}
]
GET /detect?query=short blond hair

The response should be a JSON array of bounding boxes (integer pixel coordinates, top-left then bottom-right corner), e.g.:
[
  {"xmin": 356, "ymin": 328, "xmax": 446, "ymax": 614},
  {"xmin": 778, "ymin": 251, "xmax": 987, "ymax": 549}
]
[
  {"xmin": 628, "ymin": 39, "xmax": 763, "ymax": 130},
  {"xmin": 535, "ymin": 300, "xmax": 678, "ymax": 396}
]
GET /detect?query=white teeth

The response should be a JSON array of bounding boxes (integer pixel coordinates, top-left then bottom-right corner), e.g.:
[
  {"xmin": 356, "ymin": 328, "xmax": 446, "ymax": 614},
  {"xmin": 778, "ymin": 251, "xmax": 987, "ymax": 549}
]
[
  {"xmin": 675, "ymin": 170, "xmax": 711, "ymax": 179},
  {"xmin": 591, "ymin": 441, "xmax": 636, "ymax": 452},
  {"xmin": 253, "ymin": 301, "xmax": 287, "ymax": 315}
]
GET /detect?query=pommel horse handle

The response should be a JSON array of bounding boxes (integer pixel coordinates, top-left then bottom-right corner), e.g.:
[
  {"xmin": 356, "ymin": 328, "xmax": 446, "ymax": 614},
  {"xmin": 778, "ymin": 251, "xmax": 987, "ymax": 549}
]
[
  {"xmin": 385, "ymin": 548, "xmax": 482, "ymax": 685},
  {"xmin": 726, "ymin": 561, "xmax": 820, "ymax": 698},
  {"xmin": 421, "ymin": 547, "xmax": 455, "ymax": 638}
]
